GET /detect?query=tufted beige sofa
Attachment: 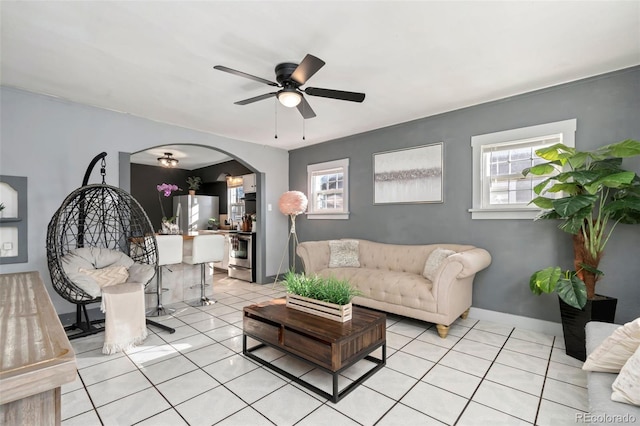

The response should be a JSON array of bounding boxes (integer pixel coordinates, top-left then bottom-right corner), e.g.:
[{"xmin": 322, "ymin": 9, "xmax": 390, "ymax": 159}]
[{"xmin": 296, "ymin": 239, "xmax": 492, "ymax": 338}]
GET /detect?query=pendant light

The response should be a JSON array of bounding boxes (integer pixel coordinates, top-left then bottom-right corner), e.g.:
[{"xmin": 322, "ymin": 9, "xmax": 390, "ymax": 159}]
[{"xmin": 157, "ymin": 152, "xmax": 178, "ymax": 167}]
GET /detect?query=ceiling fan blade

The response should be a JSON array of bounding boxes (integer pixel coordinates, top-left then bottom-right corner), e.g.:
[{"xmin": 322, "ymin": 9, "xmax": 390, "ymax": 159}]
[
  {"xmin": 214, "ymin": 65, "xmax": 279, "ymax": 87},
  {"xmin": 234, "ymin": 92, "xmax": 277, "ymax": 105},
  {"xmin": 296, "ymin": 96, "xmax": 317, "ymax": 119},
  {"xmin": 290, "ymin": 54, "xmax": 325, "ymax": 85},
  {"xmin": 304, "ymin": 87, "xmax": 365, "ymax": 103}
]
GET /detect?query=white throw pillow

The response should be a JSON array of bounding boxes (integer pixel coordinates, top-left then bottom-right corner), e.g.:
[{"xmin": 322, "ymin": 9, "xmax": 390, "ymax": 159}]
[
  {"xmin": 611, "ymin": 345, "xmax": 640, "ymax": 406},
  {"xmin": 328, "ymin": 240, "xmax": 360, "ymax": 268},
  {"xmin": 423, "ymin": 248, "xmax": 456, "ymax": 281},
  {"xmin": 583, "ymin": 318, "xmax": 640, "ymax": 373},
  {"xmin": 79, "ymin": 266, "xmax": 129, "ymax": 289}
]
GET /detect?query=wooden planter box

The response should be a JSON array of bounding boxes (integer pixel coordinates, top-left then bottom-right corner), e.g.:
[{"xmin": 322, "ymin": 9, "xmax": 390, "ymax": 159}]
[{"xmin": 286, "ymin": 293, "xmax": 353, "ymax": 322}]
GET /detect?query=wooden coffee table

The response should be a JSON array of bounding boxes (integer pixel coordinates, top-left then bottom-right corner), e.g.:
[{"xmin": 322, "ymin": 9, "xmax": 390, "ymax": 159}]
[{"xmin": 243, "ymin": 298, "xmax": 386, "ymax": 403}]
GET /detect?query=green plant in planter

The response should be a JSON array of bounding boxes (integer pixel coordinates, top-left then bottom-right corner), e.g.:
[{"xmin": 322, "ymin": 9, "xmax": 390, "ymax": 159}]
[
  {"xmin": 524, "ymin": 139, "xmax": 640, "ymax": 309},
  {"xmin": 186, "ymin": 176, "xmax": 202, "ymax": 191},
  {"xmin": 283, "ymin": 270, "xmax": 361, "ymax": 305}
]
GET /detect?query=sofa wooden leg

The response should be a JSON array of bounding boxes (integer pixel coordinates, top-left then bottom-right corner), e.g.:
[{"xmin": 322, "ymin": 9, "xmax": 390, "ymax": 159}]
[
  {"xmin": 436, "ymin": 324, "xmax": 449, "ymax": 338},
  {"xmin": 460, "ymin": 308, "xmax": 470, "ymax": 320}
]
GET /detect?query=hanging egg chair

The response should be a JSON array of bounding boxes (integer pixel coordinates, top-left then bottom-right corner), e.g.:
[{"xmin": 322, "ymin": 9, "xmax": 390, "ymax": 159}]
[{"xmin": 46, "ymin": 152, "xmax": 174, "ymax": 338}]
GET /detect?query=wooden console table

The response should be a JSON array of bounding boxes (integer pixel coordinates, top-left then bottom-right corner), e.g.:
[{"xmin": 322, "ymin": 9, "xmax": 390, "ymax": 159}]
[
  {"xmin": 0, "ymin": 272, "xmax": 77, "ymax": 425},
  {"xmin": 243, "ymin": 298, "xmax": 386, "ymax": 402}
]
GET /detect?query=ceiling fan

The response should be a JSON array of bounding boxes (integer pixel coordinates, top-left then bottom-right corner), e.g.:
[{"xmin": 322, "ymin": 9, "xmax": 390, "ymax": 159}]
[{"xmin": 214, "ymin": 54, "xmax": 365, "ymax": 119}]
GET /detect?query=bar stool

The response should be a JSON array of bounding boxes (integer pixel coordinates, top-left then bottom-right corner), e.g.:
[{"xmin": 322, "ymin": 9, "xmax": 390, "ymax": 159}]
[
  {"xmin": 147, "ymin": 235, "xmax": 183, "ymax": 317},
  {"xmin": 184, "ymin": 234, "xmax": 225, "ymax": 306}
]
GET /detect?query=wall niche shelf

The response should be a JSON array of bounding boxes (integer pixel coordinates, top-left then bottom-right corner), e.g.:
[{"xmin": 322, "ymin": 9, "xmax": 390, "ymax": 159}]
[
  {"xmin": 0, "ymin": 176, "xmax": 28, "ymax": 264},
  {"xmin": 0, "ymin": 218, "xmax": 22, "ymax": 223}
]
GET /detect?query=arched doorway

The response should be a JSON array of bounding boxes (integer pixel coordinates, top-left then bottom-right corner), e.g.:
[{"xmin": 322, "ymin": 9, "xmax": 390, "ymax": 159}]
[{"xmin": 120, "ymin": 143, "xmax": 266, "ymax": 293}]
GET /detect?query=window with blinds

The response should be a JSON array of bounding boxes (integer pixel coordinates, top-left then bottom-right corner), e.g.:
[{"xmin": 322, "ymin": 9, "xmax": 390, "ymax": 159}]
[
  {"xmin": 470, "ymin": 119, "xmax": 576, "ymax": 219},
  {"xmin": 307, "ymin": 158, "xmax": 350, "ymax": 219}
]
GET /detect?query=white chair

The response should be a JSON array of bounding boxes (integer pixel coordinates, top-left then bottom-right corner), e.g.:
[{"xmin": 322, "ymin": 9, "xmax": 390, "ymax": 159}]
[
  {"xmin": 183, "ymin": 234, "xmax": 225, "ymax": 306},
  {"xmin": 147, "ymin": 235, "xmax": 183, "ymax": 316}
]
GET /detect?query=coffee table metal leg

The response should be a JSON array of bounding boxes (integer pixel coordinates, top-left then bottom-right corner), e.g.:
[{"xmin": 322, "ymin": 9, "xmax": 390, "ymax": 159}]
[
  {"xmin": 333, "ymin": 343, "xmax": 386, "ymax": 402},
  {"xmin": 243, "ymin": 333, "xmax": 266, "ymax": 355},
  {"xmin": 243, "ymin": 333, "xmax": 385, "ymax": 403}
]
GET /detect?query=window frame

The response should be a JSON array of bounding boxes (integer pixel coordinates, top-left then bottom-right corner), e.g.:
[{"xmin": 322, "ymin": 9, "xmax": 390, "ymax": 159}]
[
  {"xmin": 306, "ymin": 158, "xmax": 350, "ymax": 220},
  {"xmin": 226, "ymin": 176, "xmax": 245, "ymax": 223},
  {"xmin": 470, "ymin": 119, "xmax": 577, "ymax": 220}
]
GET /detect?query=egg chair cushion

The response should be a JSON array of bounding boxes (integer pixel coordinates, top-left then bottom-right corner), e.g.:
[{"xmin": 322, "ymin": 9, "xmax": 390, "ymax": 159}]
[
  {"xmin": 127, "ymin": 262, "xmax": 156, "ymax": 285},
  {"xmin": 61, "ymin": 247, "xmax": 155, "ymax": 298}
]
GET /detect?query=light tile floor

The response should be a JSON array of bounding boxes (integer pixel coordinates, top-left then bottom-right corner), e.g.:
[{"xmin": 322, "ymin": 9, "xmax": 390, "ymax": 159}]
[{"xmin": 62, "ymin": 273, "xmax": 587, "ymax": 426}]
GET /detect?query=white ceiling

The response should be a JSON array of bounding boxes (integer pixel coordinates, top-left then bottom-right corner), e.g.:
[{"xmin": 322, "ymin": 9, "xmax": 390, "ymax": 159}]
[{"xmin": 2, "ymin": 1, "xmax": 639, "ymax": 157}]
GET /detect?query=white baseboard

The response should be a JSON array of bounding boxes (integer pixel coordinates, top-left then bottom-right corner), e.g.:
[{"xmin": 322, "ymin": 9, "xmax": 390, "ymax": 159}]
[{"xmin": 469, "ymin": 307, "xmax": 563, "ymax": 337}]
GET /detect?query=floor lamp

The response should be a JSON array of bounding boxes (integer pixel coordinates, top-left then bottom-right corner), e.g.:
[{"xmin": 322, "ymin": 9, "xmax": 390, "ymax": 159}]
[{"xmin": 274, "ymin": 191, "xmax": 308, "ymax": 286}]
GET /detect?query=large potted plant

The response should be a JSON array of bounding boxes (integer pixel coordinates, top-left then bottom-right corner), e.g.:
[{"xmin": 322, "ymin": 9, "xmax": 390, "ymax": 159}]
[{"xmin": 524, "ymin": 139, "xmax": 640, "ymax": 359}]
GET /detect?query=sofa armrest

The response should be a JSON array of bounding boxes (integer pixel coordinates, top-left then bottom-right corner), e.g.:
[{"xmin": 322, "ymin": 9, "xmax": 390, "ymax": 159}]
[
  {"xmin": 585, "ymin": 321, "xmax": 619, "ymax": 354},
  {"xmin": 296, "ymin": 241, "xmax": 331, "ymax": 274},
  {"xmin": 447, "ymin": 248, "xmax": 492, "ymax": 278},
  {"xmin": 430, "ymin": 248, "xmax": 491, "ymax": 317}
]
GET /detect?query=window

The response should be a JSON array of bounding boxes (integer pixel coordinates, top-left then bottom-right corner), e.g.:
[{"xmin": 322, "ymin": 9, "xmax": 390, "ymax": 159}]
[
  {"xmin": 307, "ymin": 158, "xmax": 349, "ymax": 219},
  {"xmin": 226, "ymin": 176, "xmax": 245, "ymax": 223},
  {"xmin": 470, "ymin": 119, "xmax": 576, "ymax": 219}
]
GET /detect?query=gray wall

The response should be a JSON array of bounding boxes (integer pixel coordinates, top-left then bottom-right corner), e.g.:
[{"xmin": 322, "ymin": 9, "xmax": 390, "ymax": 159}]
[
  {"xmin": 0, "ymin": 87, "xmax": 290, "ymax": 315},
  {"xmin": 289, "ymin": 67, "xmax": 640, "ymax": 324}
]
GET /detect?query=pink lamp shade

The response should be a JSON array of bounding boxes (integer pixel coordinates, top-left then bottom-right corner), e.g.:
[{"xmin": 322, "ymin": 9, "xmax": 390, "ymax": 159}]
[{"xmin": 278, "ymin": 191, "xmax": 308, "ymax": 216}]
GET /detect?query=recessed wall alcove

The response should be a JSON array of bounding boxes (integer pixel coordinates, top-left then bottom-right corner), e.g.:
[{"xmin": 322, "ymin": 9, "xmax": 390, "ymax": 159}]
[{"xmin": 0, "ymin": 176, "xmax": 28, "ymax": 264}]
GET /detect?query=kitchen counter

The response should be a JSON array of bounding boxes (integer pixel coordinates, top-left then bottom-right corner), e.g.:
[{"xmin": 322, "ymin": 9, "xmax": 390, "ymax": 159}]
[
  {"xmin": 179, "ymin": 230, "xmax": 254, "ymax": 240},
  {"xmin": 145, "ymin": 229, "xmax": 255, "ymax": 307}
]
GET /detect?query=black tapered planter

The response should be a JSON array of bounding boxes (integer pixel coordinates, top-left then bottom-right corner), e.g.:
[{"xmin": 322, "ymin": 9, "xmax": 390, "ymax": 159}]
[{"xmin": 559, "ymin": 295, "xmax": 617, "ymax": 361}]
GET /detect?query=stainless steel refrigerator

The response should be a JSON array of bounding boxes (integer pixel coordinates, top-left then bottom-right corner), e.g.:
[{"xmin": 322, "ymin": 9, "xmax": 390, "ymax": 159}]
[{"xmin": 173, "ymin": 195, "xmax": 219, "ymax": 232}]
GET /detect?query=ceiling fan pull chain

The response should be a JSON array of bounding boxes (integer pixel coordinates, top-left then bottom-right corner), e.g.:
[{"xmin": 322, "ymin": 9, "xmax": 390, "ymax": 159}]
[
  {"xmin": 274, "ymin": 99, "xmax": 278, "ymax": 139},
  {"xmin": 302, "ymin": 110, "xmax": 306, "ymax": 141}
]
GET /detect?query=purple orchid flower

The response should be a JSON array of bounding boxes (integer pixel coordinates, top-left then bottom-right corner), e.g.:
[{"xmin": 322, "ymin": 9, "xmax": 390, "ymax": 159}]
[
  {"xmin": 157, "ymin": 183, "xmax": 181, "ymax": 224},
  {"xmin": 157, "ymin": 183, "xmax": 180, "ymax": 197}
]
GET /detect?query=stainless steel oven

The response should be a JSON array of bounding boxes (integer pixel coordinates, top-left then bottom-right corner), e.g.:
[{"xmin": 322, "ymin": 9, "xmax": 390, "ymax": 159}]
[{"xmin": 228, "ymin": 233, "xmax": 253, "ymax": 281}]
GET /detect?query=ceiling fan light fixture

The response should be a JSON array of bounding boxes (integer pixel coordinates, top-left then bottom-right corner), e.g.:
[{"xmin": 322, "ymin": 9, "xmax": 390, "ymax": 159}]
[
  {"xmin": 277, "ymin": 90, "xmax": 302, "ymax": 108},
  {"xmin": 157, "ymin": 152, "xmax": 179, "ymax": 167}
]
